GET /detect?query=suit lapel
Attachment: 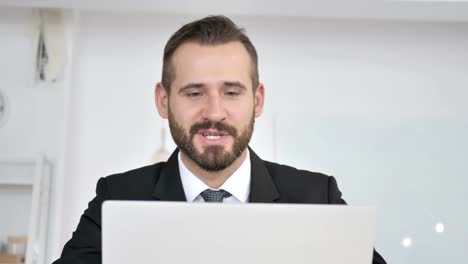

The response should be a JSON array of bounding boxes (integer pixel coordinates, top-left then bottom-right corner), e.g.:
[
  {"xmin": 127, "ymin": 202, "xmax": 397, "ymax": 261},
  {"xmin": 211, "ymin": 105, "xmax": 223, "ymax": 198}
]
[
  {"xmin": 152, "ymin": 149, "xmax": 187, "ymax": 201},
  {"xmin": 248, "ymin": 147, "xmax": 280, "ymax": 203}
]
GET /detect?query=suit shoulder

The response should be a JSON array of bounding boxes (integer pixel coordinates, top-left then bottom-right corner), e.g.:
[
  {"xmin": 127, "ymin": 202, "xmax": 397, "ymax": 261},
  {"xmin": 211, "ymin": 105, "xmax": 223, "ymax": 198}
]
[
  {"xmin": 263, "ymin": 160, "xmax": 334, "ymax": 203},
  {"xmin": 101, "ymin": 162, "xmax": 165, "ymax": 199},
  {"xmin": 263, "ymin": 160, "xmax": 330, "ymax": 183}
]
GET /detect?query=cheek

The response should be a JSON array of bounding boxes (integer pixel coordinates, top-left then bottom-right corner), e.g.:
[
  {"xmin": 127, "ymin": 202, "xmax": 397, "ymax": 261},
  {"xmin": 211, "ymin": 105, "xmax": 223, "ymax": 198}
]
[
  {"xmin": 227, "ymin": 96, "xmax": 255, "ymax": 115},
  {"xmin": 169, "ymin": 100, "xmax": 199, "ymax": 124},
  {"xmin": 174, "ymin": 111, "xmax": 197, "ymax": 129},
  {"xmin": 229, "ymin": 106, "xmax": 254, "ymax": 126}
]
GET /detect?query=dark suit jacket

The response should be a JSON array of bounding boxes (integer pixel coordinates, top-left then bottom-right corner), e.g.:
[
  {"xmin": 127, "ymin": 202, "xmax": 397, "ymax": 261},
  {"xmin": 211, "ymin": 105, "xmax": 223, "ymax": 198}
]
[{"xmin": 53, "ymin": 148, "xmax": 386, "ymax": 264}]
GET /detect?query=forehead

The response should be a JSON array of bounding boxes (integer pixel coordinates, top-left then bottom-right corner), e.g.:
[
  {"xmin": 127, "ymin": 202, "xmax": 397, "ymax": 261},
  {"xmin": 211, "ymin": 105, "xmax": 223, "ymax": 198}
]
[{"xmin": 170, "ymin": 41, "xmax": 252, "ymax": 90}]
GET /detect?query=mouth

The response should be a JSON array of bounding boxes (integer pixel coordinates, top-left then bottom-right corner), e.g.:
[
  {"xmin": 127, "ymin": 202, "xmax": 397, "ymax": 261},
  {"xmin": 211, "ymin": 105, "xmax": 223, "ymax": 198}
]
[
  {"xmin": 197, "ymin": 129, "xmax": 230, "ymax": 142},
  {"xmin": 203, "ymin": 134, "xmax": 222, "ymax": 140}
]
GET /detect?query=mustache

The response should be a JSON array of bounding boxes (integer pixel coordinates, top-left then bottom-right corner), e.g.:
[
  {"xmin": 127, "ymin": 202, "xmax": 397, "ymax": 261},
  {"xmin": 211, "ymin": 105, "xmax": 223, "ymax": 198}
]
[{"xmin": 189, "ymin": 121, "xmax": 238, "ymax": 138}]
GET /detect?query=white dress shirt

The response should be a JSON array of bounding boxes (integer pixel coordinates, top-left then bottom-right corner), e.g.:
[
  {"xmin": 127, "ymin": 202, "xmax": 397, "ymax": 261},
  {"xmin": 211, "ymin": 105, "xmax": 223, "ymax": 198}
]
[{"xmin": 178, "ymin": 150, "xmax": 251, "ymax": 203}]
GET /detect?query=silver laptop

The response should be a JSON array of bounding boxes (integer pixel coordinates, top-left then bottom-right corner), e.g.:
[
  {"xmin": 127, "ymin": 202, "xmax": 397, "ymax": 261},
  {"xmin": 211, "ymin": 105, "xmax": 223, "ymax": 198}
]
[{"xmin": 102, "ymin": 201, "xmax": 376, "ymax": 264}]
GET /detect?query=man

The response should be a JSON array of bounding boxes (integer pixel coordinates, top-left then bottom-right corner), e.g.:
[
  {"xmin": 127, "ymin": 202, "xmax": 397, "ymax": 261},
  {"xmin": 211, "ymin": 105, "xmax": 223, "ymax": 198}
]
[{"xmin": 54, "ymin": 15, "xmax": 386, "ymax": 263}]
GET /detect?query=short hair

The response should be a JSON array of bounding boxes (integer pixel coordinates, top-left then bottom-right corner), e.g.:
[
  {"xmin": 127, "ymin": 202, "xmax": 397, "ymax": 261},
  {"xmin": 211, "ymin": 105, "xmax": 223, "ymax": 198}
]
[{"xmin": 161, "ymin": 15, "xmax": 259, "ymax": 93}]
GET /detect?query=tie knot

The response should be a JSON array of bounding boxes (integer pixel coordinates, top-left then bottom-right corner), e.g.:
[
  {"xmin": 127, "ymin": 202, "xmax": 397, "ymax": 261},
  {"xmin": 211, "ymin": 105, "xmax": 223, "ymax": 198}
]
[{"xmin": 200, "ymin": 189, "xmax": 232, "ymax": 203}]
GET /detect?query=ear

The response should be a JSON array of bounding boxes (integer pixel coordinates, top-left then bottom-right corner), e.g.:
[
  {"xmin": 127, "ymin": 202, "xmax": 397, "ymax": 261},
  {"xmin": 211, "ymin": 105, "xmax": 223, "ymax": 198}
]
[
  {"xmin": 254, "ymin": 83, "xmax": 265, "ymax": 118},
  {"xmin": 155, "ymin": 82, "xmax": 169, "ymax": 119}
]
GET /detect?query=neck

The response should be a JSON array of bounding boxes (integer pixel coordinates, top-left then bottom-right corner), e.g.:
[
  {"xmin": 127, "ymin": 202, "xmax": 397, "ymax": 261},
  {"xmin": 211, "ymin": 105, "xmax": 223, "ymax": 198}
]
[{"xmin": 180, "ymin": 149, "xmax": 248, "ymax": 189}]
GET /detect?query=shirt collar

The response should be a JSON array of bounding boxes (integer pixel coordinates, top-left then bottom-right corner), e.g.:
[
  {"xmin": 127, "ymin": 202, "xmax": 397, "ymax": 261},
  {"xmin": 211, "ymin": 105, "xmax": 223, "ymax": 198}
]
[{"xmin": 178, "ymin": 149, "xmax": 251, "ymax": 203}]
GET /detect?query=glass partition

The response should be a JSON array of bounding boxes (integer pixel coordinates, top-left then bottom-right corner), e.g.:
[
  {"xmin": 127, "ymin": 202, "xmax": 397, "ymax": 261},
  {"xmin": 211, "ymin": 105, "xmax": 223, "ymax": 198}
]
[{"xmin": 274, "ymin": 113, "xmax": 468, "ymax": 263}]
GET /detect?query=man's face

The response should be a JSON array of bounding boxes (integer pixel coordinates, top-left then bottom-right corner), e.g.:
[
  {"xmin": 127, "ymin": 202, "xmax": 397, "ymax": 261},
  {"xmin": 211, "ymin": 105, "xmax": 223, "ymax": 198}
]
[{"xmin": 156, "ymin": 41, "xmax": 264, "ymax": 171}]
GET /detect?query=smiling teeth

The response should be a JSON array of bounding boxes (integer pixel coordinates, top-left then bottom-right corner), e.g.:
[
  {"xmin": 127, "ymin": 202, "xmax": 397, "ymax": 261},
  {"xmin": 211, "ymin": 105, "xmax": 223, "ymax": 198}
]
[{"xmin": 203, "ymin": 134, "xmax": 221, "ymax": 140}]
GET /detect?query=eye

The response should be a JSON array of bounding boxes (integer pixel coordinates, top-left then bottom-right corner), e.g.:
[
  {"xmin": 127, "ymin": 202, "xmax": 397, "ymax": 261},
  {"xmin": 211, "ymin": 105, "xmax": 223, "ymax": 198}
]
[
  {"xmin": 225, "ymin": 91, "xmax": 240, "ymax": 97},
  {"xmin": 187, "ymin": 92, "xmax": 202, "ymax": 97}
]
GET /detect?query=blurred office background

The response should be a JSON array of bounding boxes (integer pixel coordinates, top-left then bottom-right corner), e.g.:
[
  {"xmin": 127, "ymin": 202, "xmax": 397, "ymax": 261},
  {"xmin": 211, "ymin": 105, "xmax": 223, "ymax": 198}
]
[{"xmin": 0, "ymin": 1, "xmax": 467, "ymax": 263}]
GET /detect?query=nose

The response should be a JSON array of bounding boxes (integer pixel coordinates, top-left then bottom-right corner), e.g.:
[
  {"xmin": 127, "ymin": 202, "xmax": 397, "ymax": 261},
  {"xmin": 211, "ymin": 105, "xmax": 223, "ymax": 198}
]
[{"xmin": 202, "ymin": 94, "xmax": 227, "ymax": 122}]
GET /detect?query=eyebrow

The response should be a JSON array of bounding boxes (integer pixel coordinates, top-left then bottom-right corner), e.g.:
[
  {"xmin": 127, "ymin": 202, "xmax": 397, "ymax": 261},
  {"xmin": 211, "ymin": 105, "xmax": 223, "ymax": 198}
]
[
  {"xmin": 224, "ymin": 81, "xmax": 247, "ymax": 90},
  {"xmin": 177, "ymin": 81, "xmax": 247, "ymax": 94}
]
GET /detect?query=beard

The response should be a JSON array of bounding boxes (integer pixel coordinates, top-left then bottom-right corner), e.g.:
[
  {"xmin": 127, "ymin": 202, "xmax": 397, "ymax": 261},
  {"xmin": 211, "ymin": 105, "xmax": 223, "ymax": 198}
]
[{"xmin": 168, "ymin": 111, "xmax": 254, "ymax": 172}]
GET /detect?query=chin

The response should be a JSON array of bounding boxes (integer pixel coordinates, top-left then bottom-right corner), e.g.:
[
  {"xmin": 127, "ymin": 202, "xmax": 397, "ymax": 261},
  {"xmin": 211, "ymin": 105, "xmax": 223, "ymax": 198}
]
[{"xmin": 200, "ymin": 144, "xmax": 231, "ymax": 154}]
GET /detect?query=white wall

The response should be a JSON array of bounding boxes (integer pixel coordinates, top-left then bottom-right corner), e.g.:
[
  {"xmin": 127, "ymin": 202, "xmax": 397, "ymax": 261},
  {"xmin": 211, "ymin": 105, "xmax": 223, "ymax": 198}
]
[
  {"xmin": 0, "ymin": 5, "xmax": 48, "ymax": 249},
  {"xmin": 0, "ymin": 8, "xmax": 61, "ymax": 158},
  {"xmin": 2, "ymin": 7, "xmax": 467, "ymax": 263},
  {"xmin": 0, "ymin": 6, "xmax": 75, "ymax": 263}
]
